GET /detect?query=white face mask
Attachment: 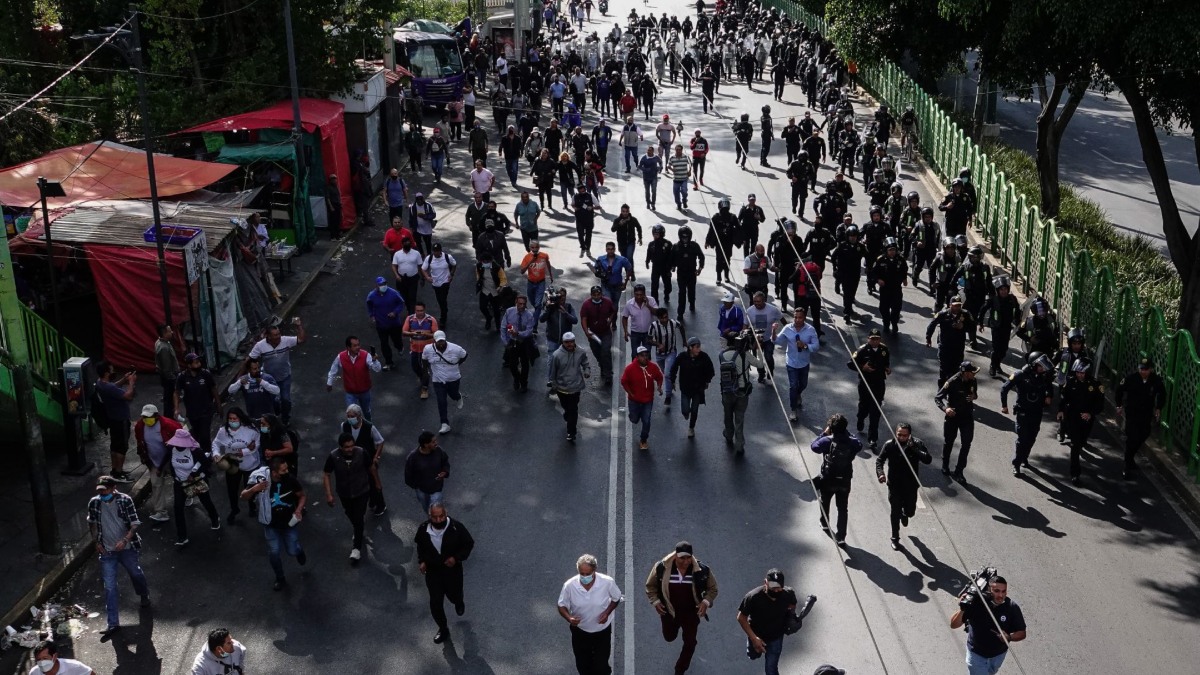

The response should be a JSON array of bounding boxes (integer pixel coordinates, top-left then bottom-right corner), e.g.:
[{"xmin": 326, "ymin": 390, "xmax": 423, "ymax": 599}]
[{"xmin": 38, "ymin": 660, "xmax": 55, "ymax": 673}]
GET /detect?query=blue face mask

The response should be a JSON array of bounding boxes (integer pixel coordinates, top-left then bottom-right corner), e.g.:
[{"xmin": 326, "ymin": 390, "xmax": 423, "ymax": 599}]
[
  {"xmin": 259, "ymin": 426, "xmax": 270, "ymax": 435},
  {"xmin": 99, "ymin": 493, "xmax": 115, "ymax": 502},
  {"xmin": 228, "ymin": 421, "xmax": 241, "ymax": 430},
  {"xmin": 579, "ymin": 573, "xmax": 595, "ymax": 585}
]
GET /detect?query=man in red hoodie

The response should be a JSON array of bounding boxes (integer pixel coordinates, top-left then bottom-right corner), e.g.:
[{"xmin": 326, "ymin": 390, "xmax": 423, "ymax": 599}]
[
  {"xmin": 621, "ymin": 346, "xmax": 664, "ymax": 450},
  {"xmin": 134, "ymin": 404, "xmax": 182, "ymax": 522}
]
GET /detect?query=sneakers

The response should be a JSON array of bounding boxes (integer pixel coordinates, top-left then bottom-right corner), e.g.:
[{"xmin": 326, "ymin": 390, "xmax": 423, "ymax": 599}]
[
  {"xmin": 210, "ymin": 519, "xmax": 221, "ymax": 531},
  {"xmin": 111, "ymin": 472, "xmax": 133, "ymax": 483},
  {"xmin": 149, "ymin": 512, "xmax": 170, "ymax": 523},
  {"xmin": 687, "ymin": 427, "xmax": 695, "ymax": 438},
  {"xmin": 638, "ymin": 440, "xmax": 649, "ymax": 450},
  {"xmin": 566, "ymin": 433, "xmax": 577, "ymax": 442},
  {"xmin": 349, "ymin": 548, "xmax": 362, "ymax": 563},
  {"xmin": 889, "ymin": 538, "xmax": 900, "ymax": 551},
  {"xmin": 438, "ymin": 423, "xmax": 452, "ymax": 434},
  {"xmin": 455, "ymin": 395, "xmax": 465, "ymax": 410},
  {"xmin": 835, "ymin": 536, "xmax": 846, "ymax": 547},
  {"xmin": 373, "ymin": 506, "xmax": 388, "ymax": 516},
  {"xmin": 175, "ymin": 538, "xmax": 189, "ymax": 547},
  {"xmin": 1012, "ymin": 466, "xmax": 1023, "ymax": 478},
  {"xmin": 788, "ymin": 411, "xmax": 798, "ymax": 423}
]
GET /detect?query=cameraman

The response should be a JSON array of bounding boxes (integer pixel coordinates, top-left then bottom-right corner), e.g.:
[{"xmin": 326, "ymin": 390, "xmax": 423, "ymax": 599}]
[
  {"xmin": 718, "ymin": 329, "xmax": 764, "ymax": 456},
  {"xmin": 950, "ymin": 575, "xmax": 1026, "ymax": 675}
]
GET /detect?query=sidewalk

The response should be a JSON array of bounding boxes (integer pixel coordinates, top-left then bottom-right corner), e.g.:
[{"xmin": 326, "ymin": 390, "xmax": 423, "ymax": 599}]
[{"xmin": 0, "ymin": 198, "xmax": 386, "ymax": 631}]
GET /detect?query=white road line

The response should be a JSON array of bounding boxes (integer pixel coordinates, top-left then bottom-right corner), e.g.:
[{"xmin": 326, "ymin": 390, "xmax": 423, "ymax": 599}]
[
  {"xmin": 624, "ymin": 378, "xmax": 636, "ymax": 675},
  {"xmin": 607, "ymin": 344, "xmax": 620, "ymax": 575}
]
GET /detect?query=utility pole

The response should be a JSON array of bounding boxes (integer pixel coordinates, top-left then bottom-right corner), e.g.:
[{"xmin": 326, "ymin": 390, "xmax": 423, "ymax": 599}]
[
  {"xmin": 282, "ymin": 0, "xmax": 311, "ymax": 251},
  {"xmin": 37, "ymin": 177, "xmax": 66, "ymax": 361}
]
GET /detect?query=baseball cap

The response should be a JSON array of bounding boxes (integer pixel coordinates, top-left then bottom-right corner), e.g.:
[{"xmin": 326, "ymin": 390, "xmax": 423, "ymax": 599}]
[
  {"xmin": 140, "ymin": 404, "xmax": 159, "ymax": 417},
  {"xmin": 687, "ymin": 337, "xmax": 702, "ymax": 347},
  {"xmin": 868, "ymin": 328, "xmax": 882, "ymax": 338},
  {"xmin": 96, "ymin": 475, "xmax": 117, "ymax": 490},
  {"xmin": 747, "ymin": 193, "xmax": 756, "ymax": 200},
  {"xmin": 960, "ymin": 361, "xmax": 979, "ymax": 373},
  {"xmin": 562, "ymin": 332, "xmax": 577, "ymax": 342},
  {"xmin": 433, "ymin": 330, "xmax": 447, "ymax": 342},
  {"xmin": 636, "ymin": 345, "xmax": 650, "ymax": 354},
  {"xmin": 184, "ymin": 352, "xmax": 200, "ymax": 363},
  {"xmin": 722, "ymin": 291, "xmax": 735, "ymax": 302},
  {"xmin": 1138, "ymin": 357, "xmax": 1154, "ymax": 370},
  {"xmin": 674, "ymin": 541, "xmax": 693, "ymax": 558},
  {"xmin": 766, "ymin": 568, "xmax": 785, "ymax": 589},
  {"xmin": 813, "ymin": 666, "xmax": 846, "ymax": 675},
  {"xmin": 375, "ymin": 276, "xmax": 387, "ymax": 285}
]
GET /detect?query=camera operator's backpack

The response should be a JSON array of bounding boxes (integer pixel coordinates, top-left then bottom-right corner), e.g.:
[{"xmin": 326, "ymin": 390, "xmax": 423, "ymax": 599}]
[
  {"xmin": 820, "ymin": 437, "xmax": 855, "ymax": 481},
  {"xmin": 718, "ymin": 349, "xmax": 745, "ymax": 395}
]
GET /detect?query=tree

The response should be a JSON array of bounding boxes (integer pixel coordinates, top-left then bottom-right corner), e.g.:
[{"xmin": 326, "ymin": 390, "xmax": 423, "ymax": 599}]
[{"xmin": 824, "ymin": 0, "xmax": 969, "ymax": 91}]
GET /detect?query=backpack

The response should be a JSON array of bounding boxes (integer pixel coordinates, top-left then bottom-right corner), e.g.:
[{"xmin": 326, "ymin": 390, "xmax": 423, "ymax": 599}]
[
  {"xmin": 820, "ymin": 437, "xmax": 856, "ymax": 481},
  {"xmin": 718, "ymin": 349, "xmax": 747, "ymax": 395},
  {"xmin": 90, "ymin": 386, "xmax": 111, "ymax": 432}
]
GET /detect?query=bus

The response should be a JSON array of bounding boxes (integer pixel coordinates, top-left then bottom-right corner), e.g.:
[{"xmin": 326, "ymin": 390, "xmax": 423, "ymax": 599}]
[{"xmin": 392, "ymin": 29, "xmax": 466, "ymax": 104}]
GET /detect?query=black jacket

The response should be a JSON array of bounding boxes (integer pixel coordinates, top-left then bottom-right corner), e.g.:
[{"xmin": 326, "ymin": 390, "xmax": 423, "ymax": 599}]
[
  {"xmin": 875, "ymin": 437, "xmax": 931, "ymax": 491},
  {"xmin": 415, "ymin": 518, "xmax": 475, "ymax": 569},
  {"xmin": 669, "ymin": 350, "xmax": 715, "ymax": 400}
]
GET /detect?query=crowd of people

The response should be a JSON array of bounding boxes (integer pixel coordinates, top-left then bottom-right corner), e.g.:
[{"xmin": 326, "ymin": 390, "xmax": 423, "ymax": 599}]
[{"xmin": 70, "ymin": 1, "xmax": 1173, "ymax": 674}]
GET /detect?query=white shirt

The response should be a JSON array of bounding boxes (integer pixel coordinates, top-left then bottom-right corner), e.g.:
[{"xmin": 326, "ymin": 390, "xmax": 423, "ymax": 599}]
[
  {"xmin": 422, "ymin": 252, "xmax": 457, "ymax": 287},
  {"xmin": 170, "ymin": 446, "xmax": 201, "ymax": 482},
  {"xmin": 211, "ymin": 425, "xmax": 262, "ymax": 472},
  {"xmin": 326, "ymin": 350, "xmax": 382, "ymax": 387},
  {"xmin": 558, "ymin": 572, "xmax": 623, "ymax": 633},
  {"xmin": 249, "ymin": 335, "xmax": 299, "ymax": 379},
  {"xmin": 392, "ymin": 248, "xmax": 424, "ymax": 277},
  {"xmin": 346, "ymin": 423, "xmax": 384, "ymax": 447},
  {"xmin": 496, "ymin": 56, "xmax": 508, "ymax": 75},
  {"xmin": 428, "ymin": 518, "xmax": 449, "ymax": 553},
  {"xmin": 30, "ymin": 659, "xmax": 92, "ymax": 675},
  {"xmin": 422, "ymin": 342, "xmax": 468, "ymax": 383},
  {"xmin": 470, "ymin": 168, "xmax": 495, "ymax": 194}
]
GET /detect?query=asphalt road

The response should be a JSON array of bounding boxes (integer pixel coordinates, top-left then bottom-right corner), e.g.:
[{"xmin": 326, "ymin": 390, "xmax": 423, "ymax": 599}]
[{"xmin": 11, "ymin": 2, "xmax": 1200, "ymax": 674}]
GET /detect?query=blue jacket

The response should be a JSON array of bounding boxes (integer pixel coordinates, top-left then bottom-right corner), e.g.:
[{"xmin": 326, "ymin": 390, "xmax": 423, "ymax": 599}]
[
  {"xmin": 367, "ymin": 287, "xmax": 407, "ymax": 330},
  {"xmin": 638, "ymin": 154, "xmax": 663, "ymax": 180},
  {"xmin": 594, "ymin": 254, "xmax": 632, "ymax": 288},
  {"xmin": 717, "ymin": 304, "xmax": 746, "ymax": 337}
]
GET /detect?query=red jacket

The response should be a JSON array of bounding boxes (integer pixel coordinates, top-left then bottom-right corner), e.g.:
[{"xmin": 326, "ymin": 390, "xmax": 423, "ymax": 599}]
[
  {"xmin": 134, "ymin": 416, "xmax": 182, "ymax": 468},
  {"xmin": 621, "ymin": 359, "xmax": 663, "ymax": 404}
]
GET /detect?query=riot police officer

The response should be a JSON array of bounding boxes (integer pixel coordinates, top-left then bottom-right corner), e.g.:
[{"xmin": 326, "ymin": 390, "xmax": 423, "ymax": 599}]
[
  {"xmin": 760, "ymin": 105, "xmax": 774, "ymax": 166},
  {"xmin": 938, "ymin": 178, "xmax": 971, "ymax": 238},
  {"xmin": 872, "ymin": 238, "xmax": 908, "ymax": 335},
  {"xmin": 929, "ymin": 237, "xmax": 961, "ymax": 312},
  {"xmin": 926, "ymin": 295, "xmax": 977, "ymax": 389},
  {"xmin": 732, "ymin": 113, "xmax": 754, "ymax": 169},
  {"xmin": 1016, "ymin": 296, "xmax": 1059, "ymax": 359},
  {"xmin": 813, "ymin": 181, "xmax": 847, "ymax": 225},
  {"xmin": 769, "ymin": 219, "xmax": 805, "ymax": 312},
  {"xmin": 978, "ymin": 275, "xmax": 1021, "ymax": 377},
  {"xmin": 951, "ymin": 246, "xmax": 993, "ymax": 348},
  {"xmin": 787, "ymin": 151, "xmax": 814, "ymax": 216},
  {"xmin": 804, "ymin": 217, "xmax": 837, "ymax": 274},
  {"xmin": 645, "ymin": 224, "xmax": 674, "ymax": 304},
  {"xmin": 672, "ymin": 225, "xmax": 705, "ymax": 321},
  {"xmin": 831, "ymin": 226, "xmax": 866, "ymax": 319},
  {"xmin": 706, "ymin": 197, "xmax": 740, "ymax": 284},
  {"xmin": 738, "ymin": 194, "xmax": 766, "ymax": 256},
  {"xmin": 909, "ymin": 206, "xmax": 940, "ymax": 289},
  {"xmin": 1000, "ymin": 352, "xmax": 1055, "ymax": 477},
  {"xmin": 936, "ymin": 361, "xmax": 979, "ymax": 482},
  {"xmin": 1052, "ymin": 328, "xmax": 1095, "ymax": 442},
  {"xmin": 1057, "ymin": 359, "xmax": 1104, "ymax": 484},
  {"xmin": 851, "ymin": 328, "xmax": 890, "ymax": 450}
]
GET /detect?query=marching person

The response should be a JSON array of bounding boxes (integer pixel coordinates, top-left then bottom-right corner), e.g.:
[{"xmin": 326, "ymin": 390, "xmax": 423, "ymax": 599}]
[
  {"xmin": 1115, "ymin": 357, "xmax": 1167, "ymax": 480},
  {"xmin": 88, "ymin": 476, "xmax": 151, "ymax": 634},
  {"xmin": 644, "ymin": 542, "xmax": 719, "ymax": 675},
  {"xmin": 671, "ymin": 226, "xmax": 705, "ymax": 321},
  {"xmin": 746, "ymin": 292, "xmax": 783, "ymax": 383},
  {"xmin": 936, "ymin": 361, "xmax": 980, "ymax": 483},
  {"xmin": 549, "ymin": 332, "xmax": 591, "ymax": 442},
  {"xmin": 810, "ymin": 414, "xmax": 863, "ymax": 546},
  {"xmin": 645, "ymin": 224, "xmax": 674, "ymax": 304},
  {"xmin": 423, "ymin": 331, "xmax": 468, "ymax": 434},
  {"xmin": 501, "ymin": 294, "xmax": 539, "ymax": 391},
  {"xmin": 134, "ymin": 404, "xmax": 181, "ymax": 523},
  {"xmin": 926, "ymin": 295, "xmax": 977, "ymax": 390},
  {"xmin": 875, "ymin": 422, "xmax": 932, "ymax": 550},
  {"xmin": 323, "ymin": 432, "xmax": 375, "ymax": 565},
  {"xmin": 248, "ymin": 319, "xmax": 306, "ymax": 426},
  {"xmin": 366, "ymin": 276, "xmax": 406, "ymax": 371},
  {"xmin": 1057, "ymin": 359, "xmax": 1105, "ymax": 484},
  {"xmin": 403, "ymin": 302, "xmax": 439, "ymax": 400},
  {"xmin": 166, "ymin": 429, "xmax": 221, "ymax": 546},
  {"xmin": 325, "ymin": 335, "xmax": 383, "ymax": 420},
  {"xmin": 978, "ymin": 276, "xmax": 1021, "ymax": 377},
  {"xmin": 872, "ymin": 237, "xmax": 908, "ymax": 334},
  {"xmin": 621, "ymin": 283, "xmax": 659, "ymax": 355},
  {"xmin": 558, "ymin": 553, "xmax": 624, "ymax": 675},
  {"xmin": 774, "ymin": 307, "xmax": 821, "ymax": 422},
  {"xmin": 670, "ymin": 337, "xmax": 716, "ymax": 438},
  {"xmin": 242, "ymin": 458, "xmax": 307, "ymax": 590},
  {"xmin": 621, "ymin": 346, "xmax": 664, "ymax": 450},
  {"xmin": 850, "ymin": 328, "xmax": 891, "ymax": 451},
  {"xmin": 405, "ymin": 431, "xmax": 450, "ymax": 512},
  {"xmin": 416, "ymin": 502, "xmax": 476, "ymax": 644},
  {"xmin": 1000, "ymin": 353, "xmax": 1055, "ymax": 477},
  {"xmin": 340, "ymin": 404, "xmax": 386, "ymax": 515}
]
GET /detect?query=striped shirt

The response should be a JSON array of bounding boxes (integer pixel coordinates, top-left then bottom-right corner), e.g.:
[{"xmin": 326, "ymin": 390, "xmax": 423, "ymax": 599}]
[
  {"xmin": 648, "ymin": 318, "xmax": 682, "ymax": 354},
  {"xmin": 667, "ymin": 155, "xmax": 691, "ymax": 181}
]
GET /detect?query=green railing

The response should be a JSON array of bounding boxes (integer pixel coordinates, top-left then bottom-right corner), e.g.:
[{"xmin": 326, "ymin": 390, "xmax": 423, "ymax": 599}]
[
  {"xmin": 19, "ymin": 305, "xmax": 86, "ymax": 386},
  {"xmin": 770, "ymin": 0, "xmax": 1200, "ymax": 479}
]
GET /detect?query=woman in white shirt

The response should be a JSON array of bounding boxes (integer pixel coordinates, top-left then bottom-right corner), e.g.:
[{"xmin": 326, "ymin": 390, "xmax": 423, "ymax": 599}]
[
  {"xmin": 166, "ymin": 429, "xmax": 221, "ymax": 546},
  {"xmin": 211, "ymin": 407, "xmax": 261, "ymax": 525}
]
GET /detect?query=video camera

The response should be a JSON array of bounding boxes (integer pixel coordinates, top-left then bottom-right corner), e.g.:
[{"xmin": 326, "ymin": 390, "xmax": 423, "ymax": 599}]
[
  {"xmin": 727, "ymin": 329, "xmax": 764, "ymax": 352},
  {"xmin": 958, "ymin": 566, "xmax": 999, "ymax": 609}
]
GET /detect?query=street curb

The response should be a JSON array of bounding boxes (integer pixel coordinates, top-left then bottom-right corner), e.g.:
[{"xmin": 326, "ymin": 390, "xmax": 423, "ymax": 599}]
[
  {"xmin": 0, "ymin": 214, "xmax": 362, "ymax": 633},
  {"xmin": 853, "ymin": 88, "xmax": 1200, "ymax": 522}
]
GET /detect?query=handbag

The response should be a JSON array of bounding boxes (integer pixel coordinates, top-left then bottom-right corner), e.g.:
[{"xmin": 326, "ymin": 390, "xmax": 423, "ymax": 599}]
[
  {"xmin": 213, "ymin": 453, "xmax": 242, "ymax": 475},
  {"xmin": 181, "ymin": 475, "xmax": 209, "ymax": 497}
]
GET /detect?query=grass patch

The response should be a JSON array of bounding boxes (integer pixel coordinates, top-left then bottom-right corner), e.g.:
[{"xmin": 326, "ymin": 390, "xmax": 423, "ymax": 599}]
[{"xmin": 982, "ymin": 139, "xmax": 1181, "ymax": 327}]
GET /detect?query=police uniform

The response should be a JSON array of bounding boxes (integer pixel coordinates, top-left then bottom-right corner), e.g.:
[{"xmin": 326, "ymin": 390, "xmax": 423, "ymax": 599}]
[
  {"xmin": 872, "ymin": 249, "xmax": 908, "ymax": 334},
  {"xmin": 1058, "ymin": 372, "xmax": 1104, "ymax": 480},
  {"xmin": 1016, "ymin": 305, "xmax": 1059, "ymax": 358},
  {"xmin": 646, "ymin": 236, "xmax": 674, "ymax": 304},
  {"xmin": 926, "ymin": 306, "xmax": 976, "ymax": 389},
  {"xmin": 1000, "ymin": 364, "xmax": 1054, "ymax": 474},
  {"xmin": 950, "ymin": 258, "xmax": 992, "ymax": 344},
  {"xmin": 732, "ymin": 118, "xmax": 754, "ymax": 168},
  {"xmin": 929, "ymin": 250, "xmax": 960, "ymax": 312},
  {"xmin": 1052, "ymin": 343, "xmax": 1095, "ymax": 440},
  {"xmin": 935, "ymin": 364, "xmax": 979, "ymax": 479},
  {"xmin": 850, "ymin": 333, "xmax": 889, "ymax": 447},
  {"xmin": 671, "ymin": 236, "xmax": 706, "ymax": 320},
  {"xmin": 769, "ymin": 228, "xmax": 805, "ymax": 312},
  {"xmin": 831, "ymin": 239, "xmax": 867, "ymax": 316},
  {"xmin": 1114, "ymin": 359, "xmax": 1167, "ymax": 477},
  {"xmin": 759, "ymin": 113, "xmax": 774, "ymax": 165},
  {"xmin": 979, "ymin": 289, "xmax": 1020, "ymax": 375}
]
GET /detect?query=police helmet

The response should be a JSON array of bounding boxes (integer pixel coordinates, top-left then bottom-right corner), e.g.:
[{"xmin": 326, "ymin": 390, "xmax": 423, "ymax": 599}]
[
  {"xmin": 890, "ymin": 182, "xmax": 904, "ymax": 194},
  {"xmin": 741, "ymin": 113, "xmax": 750, "ymax": 122},
  {"xmin": 844, "ymin": 225, "xmax": 859, "ymax": 237},
  {"xmin": 1067, "ymin": 327, "xmax": 1085, "ymax": 343},
  {"xmin": 679, "ymin": 225, "xmax": 693, "ymax": 239},
  {"xmin": 869, "ymin": 204, "xmax": 884, "ymax": 215},
  {"xmin": 968, "ymin": 245, "xmax": 983, "ymax": 257},
  {"xmin": 651, "ymin": 223, "xmax": 666, "ymax": 236},
  {"xmin": 1030, "ymin": 353, "xmax": 1053, "ymax": 372},
  {"xmin": 884, "ymin": 237, "xmax": 899, "ymax": 249},
  {"xmin": 921, "ymin": 206, "xmax": 935, "ymax": 217},
  {"xmin": 718, "ymin": 197, "xmax": 731, "ymax": 211},
  {"xmin": 797, "ymin": 150, "xmax": 809, "ymax": 160},
  {"xmin": 873, "ymin": 168, "xmax": 884, "ymax": 178},
  {"xmin": 907, "ymin": 191, "xmax": 921, "ymax": 202},
  {"xmin": 942, "ymin": 236, "xmax": 956, "ymax": 248},
  {"xmin": 959, "ymin": 167, "xmax": 972, "ymax": 178},
  {"xmin": 954, "ymin": 234, "xmax": 967, "ymax": 247},
  {"xmin": 905, "ymin": 104, "xmax": 914, "ymax": 113},
  {"xmin": 951, "ymin": 178, "xmax": 964, "ymax": 188},
  {"xmin": 1032, "ymin": 297, "xmax": 1050, "ymax": 317},
  {"xmin": 992, "ymin": 275, "xmax": 1011, "ymax": 289},
  {"xmin": 825, "ymin": 180, "xmax": 837, "ymax": 192}
]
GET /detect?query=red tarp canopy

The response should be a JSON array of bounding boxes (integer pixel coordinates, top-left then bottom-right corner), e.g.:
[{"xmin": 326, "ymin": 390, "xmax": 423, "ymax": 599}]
[
  {"xmin": 0, "ymin": 141, "xmax": 236, "ymax": 210},
  {"xmin": 181, "ymin": 98, "xmax": 355, "ymax": 231}
]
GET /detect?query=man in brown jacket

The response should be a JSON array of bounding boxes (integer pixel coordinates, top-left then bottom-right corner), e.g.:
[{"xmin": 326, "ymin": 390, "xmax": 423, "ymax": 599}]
[{"xmin": 644, "ymin": 541, "xmax": 719, "ymax": 674}]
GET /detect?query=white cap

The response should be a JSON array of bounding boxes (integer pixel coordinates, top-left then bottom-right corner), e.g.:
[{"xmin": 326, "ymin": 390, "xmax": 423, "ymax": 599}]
[
  {"xmin": 141, "ymin": 404, "xmax": 159, "ymax": 417},
  {"xmin": 636, "ymin": 345, "xmax": 650, "ymax": 354},
  {"xmin": 722, "ymin": 291, "xmax": 735, "ymax": 302},
  {"xmin": 433, "ymin": 330, "xmax": 447, "ymax": 341},
  {"xmin": 562, "ymin": 332, "xmax": 577, "ymax": 341}
]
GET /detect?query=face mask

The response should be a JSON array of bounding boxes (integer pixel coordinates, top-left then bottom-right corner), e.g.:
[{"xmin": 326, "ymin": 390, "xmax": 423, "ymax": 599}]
[
  {"xmin": 100, "ymin": 493, "xmax": 115, "ymax": 502},
  {"xmin": 348, "ymin": 416, "xmax": 362, "ymax": 427},
  {"xmin": 591, "ymin": 297, "xmax": 603, "ymax": 304},
  {"xmin": 37, "ymin": 660, "xmax": 55, "ymax": 673},
  {"xmin": 579, "ymin": 573, "xmax": 595, "ymax": 585},
  {"xmin": 259, "ymin": 426, "xmax": 270, "ymax": 434},
  {"xmin": 481, "ymin": 262, "xmax": 492, "ymax": 269},
  {"xmin": 431, "ymin": 519, "xmax": 448, "ymax": 530},
  {"xmin": 143, "ymin": 417, "xmax": 157, "ymax": 426},
  {"xmin": 228, "ymin": 421, "xmax": 241, "ymax": 430},
  {"xmin": 377, "ymin": 285, "xmax": 388, "ymax": 294}
]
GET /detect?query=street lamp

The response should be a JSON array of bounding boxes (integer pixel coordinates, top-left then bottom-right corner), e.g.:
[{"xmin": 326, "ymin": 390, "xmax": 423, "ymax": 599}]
[
  {"xmin": 36, "ymin": 177, "xmax": 67, "ymax": 361},
  {"xmin": 73, "ymin": 11, "xmax": 173, "ymax": 325}
]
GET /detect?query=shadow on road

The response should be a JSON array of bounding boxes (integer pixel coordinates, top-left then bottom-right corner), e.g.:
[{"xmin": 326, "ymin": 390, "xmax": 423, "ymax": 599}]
[
  {"xmin": 962, "ymin": 481, "xmax": 1067, "ymax": 538},
  {"xmin": 843, "ymin": 543, "xmax": 930, "ymax": 603}
]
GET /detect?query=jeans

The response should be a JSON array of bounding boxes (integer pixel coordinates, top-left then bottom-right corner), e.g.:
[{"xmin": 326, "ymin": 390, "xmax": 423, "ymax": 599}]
[
  {"xmin": 506, "ymin": 158, "xmax": 520, "ymax": 186},
  {"xmin": 628, "ymin": 331, "xmax": 649, "ymax": 356},
  {"xmin": 275, "ymin": 374, "xmax": 293, "ymax": 423},
  {"xmin": 629, "ymin": 400, "xmax": 654, "ymax": 441},
  {"xmin": 746, "ymin": 635, "xmax": 784, "ymax": 675},
  {"xmin": 99, "ymin": 548, "xmax": 149, "ymax": 628},
  {"xmin": 680, "ymin": 392, "xmax": 701, "ymax": 428},
  {"xmin": 672, "ymin": 180, "xmax": 688, "ymax": 206},
  {"xmin": 560, "ymin": 182, "xmax": 573, "ymax": 208},
  {"xmin": 786, "ymin": 365, "xmax": 810, "ymax": 410},
  {"xmin": 528, "ymin": 279, "xmax": 547, "ymax": 321},
  {"xmin": 966, "ymin": 649, "xmax": 1008, "ymax": 675},
  {"xmin": 620, "ymin": 242, "xmax": 636, "ymax": 263},
  {"xmin": 262, "ymin": 525, "xmax": 303, "ymax": 582},
  {"xmin": 643, "ymin": 177, "xmax": 657, "ymax": 205},
  {"xmin": 415, "ymin": 489, "xmax": 444, "ymax": 513},
  {"xmin": 655, "ymin": 350, "xmax": 678, "ymax": 396},
  {"xmin": 624, "ymin": 146, "xmax": 639, "ymax": 172},
  {"xmin": 344, "ymin": 390, "xmax": 373, "ymax": 421},
  {"xmin": 603, "ymin": 284, "xmax": 623, "ymax": 305},
  {"xmin": 431, "ymin": 153, "xmax": 445, "ymax": 178},
  {"xmin": 432, "ymin": 379, "xmax": 462, "ymax": 424}
]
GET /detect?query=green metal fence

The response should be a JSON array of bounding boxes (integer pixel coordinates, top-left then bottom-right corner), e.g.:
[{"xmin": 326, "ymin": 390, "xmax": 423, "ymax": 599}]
[{"xmin": 770, "ymin": 0, "xmax": 1200, "ymax": 478}]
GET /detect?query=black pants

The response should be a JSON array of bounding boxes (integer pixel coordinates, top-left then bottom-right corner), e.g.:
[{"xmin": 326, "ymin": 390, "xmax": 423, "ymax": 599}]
[
  {"xmin": 1066, "ymin": 416, "xmax": 1095, "ymax": 478},
  {"xmin": 342, "ymin": 492, "xmax": 370, "ymax": 549},
  {"xmin": 839, "ymin": 276, "xmax": 859, "ymax": 314},
  {"xmin": 576, "ymin": 219, "xmax": 594, "ymax": 252},
  {"xmin": 557, "ymin": 391, "xmax": 581, "ymax": 436},
  {"xmin": 774, "ymin": 79, "xmax": 785, "ymax": 99},
  {"xmin": 432, "ymin": 284, "xmax": 450, "ymax": 326},
  {"xmin": 1124, "ymin": 420, "xmax": 1153, "ymax": 471},
  {"xmin": 857, "ymin": 381, "xmax": 884, "ymax": 443},
  {"xmin": 990, "ymin": 326, "xmax": 1012, "ymax": 371},
  {"xmin": 396, "ymin": 274, "xmax": 421, "ymax": 318},
  {"xmin": 714, "ymin": 244, "xmax": 734, "ymax": 281},
  {"xmin": 889, "ymin": 488, "xmax": 918, "ymax": 539},
  {"xmin": 160, "ymin": 379, "xmax": 176, "ymax": 420},
  {"xmin": 507, "ymin": 340, "xmax": 533, "ymax": 387},
  {"xmin": 426, "ymin": 565, "xmax": 465, "ymax": 630},
  {"xmin": 186, "ymin": 415, "xmax": 212, "ymax": 459},
  {"xmin": 376, "ymin": 324, "xmax": 405, "ymax": 367},
  {"xmin": 173, "ymin": 479, "xmax": 219, "ymax": 541},
  {"xmin": 570, "ymin": 625, "xmax": 613, "ymax": 675},
  {"xmin": 937, "ymin": 347, "xmax": 965, "ymax": 389},
  {"xmin": 650, "ymin": 266, "xmax": 672, "ymax": 302},
  {"xmin": 693, "ymin": 156, "xmax": 706, "ymax": 183},
  {"xmin": 942, "ymin": 414, "xmax": 975, "ymax": 472},
  {"xmin": 817, "ymin": 482, "xmax": 850, "ymax": 539},
  {"xmin": 760, "ymin": 136, "xmax": 772, "ymax": 162},
  {"xmin": 479, "ymin": 293, "xmax": 503, "ymax": 328},
  {"xmin": 912, "ymin": 249, "xmax": 935, "ymax": 285},
  {"xmin": 676, "ymin": 275, "xmax": 698, "ymax": 317},
  {"xmin": 786, "ymin": 145, "xmax": 800, "ymax": 166},
  {"xmin": 734, "ymin": 139, "xmax": 749, "ymax": 167},
  {"xmin": 791, "ymin": 182, "xmax": 808, "ymax": 214},
  {"xmin": 879, "ymin": 288, "xmax": 902, "ymax": 329}
]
